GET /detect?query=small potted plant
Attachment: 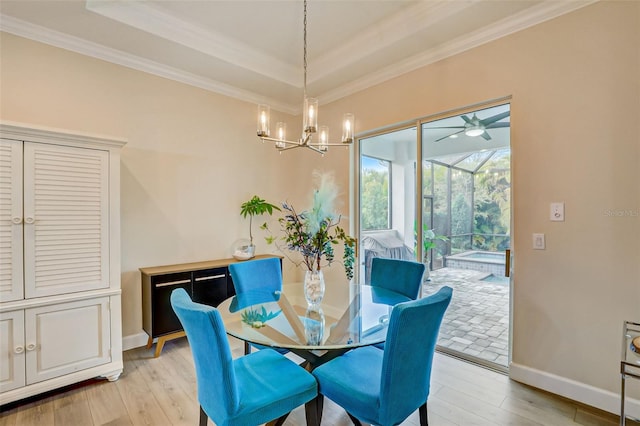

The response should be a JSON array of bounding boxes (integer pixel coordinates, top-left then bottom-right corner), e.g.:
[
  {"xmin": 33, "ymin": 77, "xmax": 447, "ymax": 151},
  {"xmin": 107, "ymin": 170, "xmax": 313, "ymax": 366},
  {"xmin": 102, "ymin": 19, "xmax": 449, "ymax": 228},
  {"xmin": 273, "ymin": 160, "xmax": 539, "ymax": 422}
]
[
  {"xmin": 422, "ymin": 227, "xmax": 448, "ymax": 279},
  {"xmin": 236, "ymin": 195, "xmax": 280, "ymax": 260}
]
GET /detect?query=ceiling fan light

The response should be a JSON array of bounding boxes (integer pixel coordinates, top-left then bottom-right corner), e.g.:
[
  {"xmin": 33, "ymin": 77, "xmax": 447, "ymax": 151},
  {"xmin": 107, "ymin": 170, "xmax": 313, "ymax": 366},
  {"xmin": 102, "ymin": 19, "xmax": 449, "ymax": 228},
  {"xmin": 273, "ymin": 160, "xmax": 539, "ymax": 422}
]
[{"xmin": 465, "ymin": 126, "xmax": 484, "ymax": 137}]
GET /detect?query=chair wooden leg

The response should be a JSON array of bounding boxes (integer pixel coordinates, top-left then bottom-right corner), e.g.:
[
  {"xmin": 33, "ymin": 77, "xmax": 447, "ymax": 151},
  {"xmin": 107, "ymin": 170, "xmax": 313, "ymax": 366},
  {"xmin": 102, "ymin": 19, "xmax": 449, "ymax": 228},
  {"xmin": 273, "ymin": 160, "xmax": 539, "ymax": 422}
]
[
  {"xmin": 347, "ymin": 412, "xmax": 363, "ymax": 426},
  {"xmin": 419, "ymin": 401, "xmax": 428, "ymax": 426},
  {"xmin": 199, "ymin": 406, "xmax": 208, "ymax": 426},
  {"xmin": 305, "ymin": 395, "xmax": 323, "ymax": 426}
]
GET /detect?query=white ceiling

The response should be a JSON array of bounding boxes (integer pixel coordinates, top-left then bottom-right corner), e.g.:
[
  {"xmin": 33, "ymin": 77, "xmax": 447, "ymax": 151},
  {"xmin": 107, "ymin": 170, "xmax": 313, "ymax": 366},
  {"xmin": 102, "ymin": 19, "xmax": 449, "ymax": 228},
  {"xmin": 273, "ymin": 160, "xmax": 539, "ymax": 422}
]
[{"xmin": 0, "ymin": 0, "xmax": 595, "ymax": 114}]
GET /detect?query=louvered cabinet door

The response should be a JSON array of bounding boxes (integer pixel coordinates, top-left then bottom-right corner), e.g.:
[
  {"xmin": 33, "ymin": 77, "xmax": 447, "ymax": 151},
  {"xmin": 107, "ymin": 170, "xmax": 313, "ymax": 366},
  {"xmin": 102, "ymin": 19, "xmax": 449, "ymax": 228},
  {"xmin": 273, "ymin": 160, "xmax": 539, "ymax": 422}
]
[
  {"xmin": 0, "ymin": 139, "xmax": 24, "ymax": 302},
  {"xmin": 23, "ymin": 143, "xmax": 109, "ymax": 299}
]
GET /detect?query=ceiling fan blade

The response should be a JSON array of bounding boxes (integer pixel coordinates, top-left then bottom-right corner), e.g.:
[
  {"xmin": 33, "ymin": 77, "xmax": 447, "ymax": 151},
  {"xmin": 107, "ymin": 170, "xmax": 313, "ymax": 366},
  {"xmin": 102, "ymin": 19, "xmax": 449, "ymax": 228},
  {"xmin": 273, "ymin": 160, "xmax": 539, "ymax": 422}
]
[
  {"xmin": 424, "ymin": 126, "xmax": 465, "ymax": 130},
  {"xmin": 435, "ymin": 129, "xmax": 464, "ymax": 142},
  {"xmin": 480, "ymin": 111, "xmax": 510, "ymax": 126},
  {"xmin": 481, "ymin": 131, "xmax": 492, "ymax": 141},
  {"xmin": 485, "ymin": 122, "xmax": 510, "ymax": 129},
  {"xmin": 460, "ymin": 115, "xmax": 472, "ymax": 124}
]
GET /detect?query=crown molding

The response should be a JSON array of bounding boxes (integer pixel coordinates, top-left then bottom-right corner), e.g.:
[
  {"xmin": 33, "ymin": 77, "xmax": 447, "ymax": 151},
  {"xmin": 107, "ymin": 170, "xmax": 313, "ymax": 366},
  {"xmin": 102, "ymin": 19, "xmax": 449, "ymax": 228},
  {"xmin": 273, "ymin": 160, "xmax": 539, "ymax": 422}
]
[
  {"xmin": 311, "ymin": 0, "xmax": 478, "ymax": 83},
  {"xmin": 85, "ymin": 0, "xmax": 300, "ymax": 87},
  {"xmin": 0, "ymin": 15, "xmax": 297, "ymax": 114},
  {"xmin": 1, "ymin": 0, "xmax": 598, "ymax": 113},
  {"xmin": 320, "ymin": 0, "xmax": 599, "ymax": 105}
]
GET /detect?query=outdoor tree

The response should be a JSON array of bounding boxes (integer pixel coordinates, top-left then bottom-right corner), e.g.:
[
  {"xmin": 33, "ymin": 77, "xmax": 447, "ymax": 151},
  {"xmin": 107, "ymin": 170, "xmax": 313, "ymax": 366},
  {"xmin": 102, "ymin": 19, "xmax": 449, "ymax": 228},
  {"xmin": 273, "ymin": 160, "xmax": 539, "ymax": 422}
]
[{"xmin": 361, "ymin": 169, "xmax": 389, "ymax": 230}]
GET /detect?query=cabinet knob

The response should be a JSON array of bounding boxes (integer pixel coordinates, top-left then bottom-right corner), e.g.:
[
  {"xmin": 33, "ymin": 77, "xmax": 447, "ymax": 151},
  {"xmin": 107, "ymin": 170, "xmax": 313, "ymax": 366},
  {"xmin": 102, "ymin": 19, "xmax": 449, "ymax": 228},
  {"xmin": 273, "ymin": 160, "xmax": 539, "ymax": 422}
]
[
  {"xmin": 14, "ymin": 346, "xmax": 24, "ymax": 354},
  {"xmin": 24, "ymin": 217, "xmax": 35, "ymax": 224},
  {"xmin": 26, "ymin": 343, "xmax": 36, "ymax": 351},
  {"xmin": 12, "ymin": 217, "xmax": 23, "ymax": 224}
]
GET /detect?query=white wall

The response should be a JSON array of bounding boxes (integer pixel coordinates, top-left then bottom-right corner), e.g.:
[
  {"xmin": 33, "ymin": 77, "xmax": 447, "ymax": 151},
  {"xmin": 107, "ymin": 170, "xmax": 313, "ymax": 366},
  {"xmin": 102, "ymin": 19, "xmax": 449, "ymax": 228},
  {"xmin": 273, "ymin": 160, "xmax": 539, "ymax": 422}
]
[
  {"xmin": 0, "ymin": 32, "xmax": 354, "ymax": 343},
  {"xmin": 319, "ymin": 0, "xmax": 640, "ymax": 417},
  {"xmin": 1, "ymin": 0, "xmax": 638, "ymax": 417}
]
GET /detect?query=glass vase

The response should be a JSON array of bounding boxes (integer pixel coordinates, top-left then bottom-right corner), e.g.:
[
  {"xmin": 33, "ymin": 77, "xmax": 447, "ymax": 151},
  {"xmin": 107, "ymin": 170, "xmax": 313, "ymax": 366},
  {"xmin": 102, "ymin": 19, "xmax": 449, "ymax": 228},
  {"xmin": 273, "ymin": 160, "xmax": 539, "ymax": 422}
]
[
  {"xmin": 304, "ymin": 269, "xmax": 325, "ymax": 306},
  {"xmin": 304, "ymin": 306, "xmax": 325, "ymax": 346}
]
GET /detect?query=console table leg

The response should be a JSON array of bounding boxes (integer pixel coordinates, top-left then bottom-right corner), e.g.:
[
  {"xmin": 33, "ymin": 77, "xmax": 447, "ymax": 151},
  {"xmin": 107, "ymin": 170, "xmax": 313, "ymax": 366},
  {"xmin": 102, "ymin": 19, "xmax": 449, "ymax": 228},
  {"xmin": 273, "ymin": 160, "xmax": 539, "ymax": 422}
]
[{"xmin": 154, "ymin": 331, "xmax": 187, "ymax": 357}]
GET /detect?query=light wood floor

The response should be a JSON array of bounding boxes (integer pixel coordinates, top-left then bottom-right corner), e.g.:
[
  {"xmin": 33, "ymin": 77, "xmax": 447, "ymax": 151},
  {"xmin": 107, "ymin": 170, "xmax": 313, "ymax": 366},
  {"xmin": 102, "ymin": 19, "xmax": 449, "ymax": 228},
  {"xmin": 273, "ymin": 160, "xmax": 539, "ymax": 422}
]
[{"xmin": 0, "ymin": 336, "xmax": 633, "ymax": 426}]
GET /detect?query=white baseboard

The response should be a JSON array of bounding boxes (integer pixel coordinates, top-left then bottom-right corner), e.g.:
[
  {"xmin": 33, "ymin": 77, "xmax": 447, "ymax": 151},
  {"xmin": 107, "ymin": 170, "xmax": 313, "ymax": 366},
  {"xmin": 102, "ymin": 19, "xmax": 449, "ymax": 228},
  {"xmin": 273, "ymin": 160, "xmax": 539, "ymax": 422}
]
[
  {"xmin": 510, "ymin": 362, "xmax": 640, "ymax": 420},
  {"xmin": 122, "ymin": 331, "xmax": 149, "ymax": 351}
]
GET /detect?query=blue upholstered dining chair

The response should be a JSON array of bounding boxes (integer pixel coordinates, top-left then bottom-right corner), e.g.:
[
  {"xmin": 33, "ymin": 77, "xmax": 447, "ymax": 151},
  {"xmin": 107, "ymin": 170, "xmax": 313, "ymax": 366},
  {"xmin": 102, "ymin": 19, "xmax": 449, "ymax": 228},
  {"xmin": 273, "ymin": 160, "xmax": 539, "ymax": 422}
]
[
  {"xmin": 370, "ymin": 257, "xmax": 426, "ymax": 350},
  {"xmin": 170, "ymin": 288, "xmax": 318, "ymax": 426},
  {"xmin": 228, "ymin": 257, "xmax": 289, "ymax": 355},
  {"xmin": 370, "ymin": 257, "xmax": 425, "ymax": 300},
  {"xmin": 311, "ymin": 286, "xmax": 453, "ymax": 426}
]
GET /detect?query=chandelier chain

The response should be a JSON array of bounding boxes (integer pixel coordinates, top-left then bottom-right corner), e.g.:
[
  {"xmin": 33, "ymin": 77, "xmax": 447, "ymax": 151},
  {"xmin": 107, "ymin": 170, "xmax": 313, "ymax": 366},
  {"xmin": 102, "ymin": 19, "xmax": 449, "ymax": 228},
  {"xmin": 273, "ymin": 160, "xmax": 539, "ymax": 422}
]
[{"xmin": 303, "ymin": 0, "xmax": 307, "ymax": 99}]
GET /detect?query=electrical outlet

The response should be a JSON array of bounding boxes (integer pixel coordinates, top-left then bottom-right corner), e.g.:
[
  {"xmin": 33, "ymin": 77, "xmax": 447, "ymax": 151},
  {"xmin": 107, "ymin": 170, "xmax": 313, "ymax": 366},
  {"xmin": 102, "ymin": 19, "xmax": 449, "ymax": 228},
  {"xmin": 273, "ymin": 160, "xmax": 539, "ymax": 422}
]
[
  {"xmin": 550, "ymin": 202, "xmax": 564, "ymax": 221},
  {"xmin": 533, "ymin": 233, "xmax": 545, "ymax": 249}
]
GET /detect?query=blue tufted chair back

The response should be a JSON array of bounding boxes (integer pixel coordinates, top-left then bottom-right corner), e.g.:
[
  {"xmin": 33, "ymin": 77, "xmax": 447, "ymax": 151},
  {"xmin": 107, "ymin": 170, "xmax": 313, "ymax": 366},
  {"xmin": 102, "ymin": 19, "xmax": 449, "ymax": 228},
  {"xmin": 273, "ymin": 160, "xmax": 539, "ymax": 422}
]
[{"xmin": 370, "ymin": 257, "xmax": 425, "ymax": 300}]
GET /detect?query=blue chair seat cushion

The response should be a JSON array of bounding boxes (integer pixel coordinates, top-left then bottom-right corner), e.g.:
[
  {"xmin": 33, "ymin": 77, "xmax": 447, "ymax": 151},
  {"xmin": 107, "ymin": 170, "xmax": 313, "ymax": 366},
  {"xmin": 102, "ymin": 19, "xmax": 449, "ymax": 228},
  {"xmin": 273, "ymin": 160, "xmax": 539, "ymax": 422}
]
[
  {"xmin": 313, "ymin": 346, "xmax": 384, "ymax": 425},
  {"xmin": 221, "ymin": 349, "xmax": 317, "ymax": 425}
]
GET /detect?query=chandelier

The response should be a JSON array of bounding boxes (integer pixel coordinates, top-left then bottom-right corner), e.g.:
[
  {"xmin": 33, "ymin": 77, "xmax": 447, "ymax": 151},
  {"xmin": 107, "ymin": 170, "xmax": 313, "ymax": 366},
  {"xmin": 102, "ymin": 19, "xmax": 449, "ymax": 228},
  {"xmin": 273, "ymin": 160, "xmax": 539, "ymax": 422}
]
[{"xmin": 256, "ymin": 0, "xmax": 355, "ymax": 154}]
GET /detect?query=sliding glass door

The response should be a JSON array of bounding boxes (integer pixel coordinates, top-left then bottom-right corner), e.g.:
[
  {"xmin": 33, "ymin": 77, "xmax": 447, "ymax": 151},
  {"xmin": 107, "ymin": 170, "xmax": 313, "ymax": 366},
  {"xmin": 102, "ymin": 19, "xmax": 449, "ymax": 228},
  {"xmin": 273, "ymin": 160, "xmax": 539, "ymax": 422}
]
[
  {"xmin": 356, "ymin": 102, "xmax": 512, "ymax": 371},
  {"xmin": 358, "ymin": 127, "xmax": 417, "ymax": 284}
]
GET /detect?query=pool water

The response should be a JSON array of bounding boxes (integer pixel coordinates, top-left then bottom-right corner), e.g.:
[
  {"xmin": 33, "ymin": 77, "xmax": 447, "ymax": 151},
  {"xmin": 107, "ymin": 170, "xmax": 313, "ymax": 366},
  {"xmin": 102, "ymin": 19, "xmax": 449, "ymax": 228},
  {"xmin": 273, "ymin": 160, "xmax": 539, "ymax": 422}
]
[
  {"xmin": 445, "ymin": 250, "xmax": 506, "ymax": 277},
  {"xmin": 463, "ymin": 252, "xmax": 504, "ymax": 261},
  {"xmin": 480, "ymin": 274, "xmax": 510, "ymax": 286}
]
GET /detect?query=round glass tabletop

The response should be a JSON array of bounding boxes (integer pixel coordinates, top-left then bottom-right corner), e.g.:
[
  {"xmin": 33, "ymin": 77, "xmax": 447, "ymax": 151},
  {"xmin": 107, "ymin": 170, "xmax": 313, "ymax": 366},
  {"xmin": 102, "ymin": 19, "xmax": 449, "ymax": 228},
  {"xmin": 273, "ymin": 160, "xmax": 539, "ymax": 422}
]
[{"xmin": 218, "ymin": 283, "xmax": 411, "ymax": 352}]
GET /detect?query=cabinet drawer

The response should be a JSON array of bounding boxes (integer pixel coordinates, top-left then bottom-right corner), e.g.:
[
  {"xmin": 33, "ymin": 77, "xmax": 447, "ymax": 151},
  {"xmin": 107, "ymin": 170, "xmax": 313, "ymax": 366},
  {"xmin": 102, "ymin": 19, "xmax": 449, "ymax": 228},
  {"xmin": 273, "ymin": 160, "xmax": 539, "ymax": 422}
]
[
  {"xmin": 192, "ymin": 268, "xmax": 228, "ymax": 307},
  {"xmin": 151, "ymin": 272, "xmax": 191, "ymax": 337}
]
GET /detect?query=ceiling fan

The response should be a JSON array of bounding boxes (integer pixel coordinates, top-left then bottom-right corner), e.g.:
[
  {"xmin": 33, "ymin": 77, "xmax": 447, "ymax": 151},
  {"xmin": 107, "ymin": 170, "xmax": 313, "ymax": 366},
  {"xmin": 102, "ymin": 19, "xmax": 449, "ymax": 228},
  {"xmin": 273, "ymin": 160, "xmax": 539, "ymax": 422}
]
[{"xmin": 432, "ymin": 110, "xmax": 510, "ymax": 142}]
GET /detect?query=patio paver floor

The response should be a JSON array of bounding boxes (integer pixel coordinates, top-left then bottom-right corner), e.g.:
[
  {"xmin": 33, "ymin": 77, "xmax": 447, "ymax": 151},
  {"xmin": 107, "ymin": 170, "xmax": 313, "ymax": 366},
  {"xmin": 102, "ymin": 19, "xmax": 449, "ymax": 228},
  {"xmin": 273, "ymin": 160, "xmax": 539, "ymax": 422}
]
[{"xmin": 423, "ymin": 267, "xmax": 510, "ymax": 368}]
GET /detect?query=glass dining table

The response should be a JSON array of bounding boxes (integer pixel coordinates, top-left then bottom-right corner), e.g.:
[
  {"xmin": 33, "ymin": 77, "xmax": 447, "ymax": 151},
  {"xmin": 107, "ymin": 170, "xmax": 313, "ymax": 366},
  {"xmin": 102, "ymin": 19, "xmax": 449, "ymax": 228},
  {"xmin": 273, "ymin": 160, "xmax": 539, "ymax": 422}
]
[{"xmin": 218, "ymin": 283, "xmax": 411, "ymax": 369}]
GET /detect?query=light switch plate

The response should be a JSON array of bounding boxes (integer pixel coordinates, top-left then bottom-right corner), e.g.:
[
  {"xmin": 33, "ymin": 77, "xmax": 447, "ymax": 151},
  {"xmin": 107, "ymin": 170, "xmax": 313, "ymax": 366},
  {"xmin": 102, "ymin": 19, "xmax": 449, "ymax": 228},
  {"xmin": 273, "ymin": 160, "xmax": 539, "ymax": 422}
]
[
  {"xmin": 550, "ymin": 202, "xmax": 564, "ymax": 221},
  {"xmin": 533, "ymin": 233, "xmax": 545, "ymax": 249}
]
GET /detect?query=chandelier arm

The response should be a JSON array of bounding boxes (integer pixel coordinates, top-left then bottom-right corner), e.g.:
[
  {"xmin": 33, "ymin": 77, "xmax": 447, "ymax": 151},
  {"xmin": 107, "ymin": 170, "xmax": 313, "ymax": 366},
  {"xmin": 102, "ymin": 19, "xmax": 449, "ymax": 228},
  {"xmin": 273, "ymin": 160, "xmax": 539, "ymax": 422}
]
[
  {"xmin": 309, "ymin": 142, "xmax": 353, "ymax": 147},
  {"xmin": 278, "ymin": 144, "xmax": 305, "ymax": 152},
  {"xmin": 277, "ymin": 144, "xmax": 326, "ymax": 155},
  {"xmin": 260, "ymin": 136, "xmax": 301, "ymax": 146},
  {"xmin": 303, "ymin": 145, "xmax": 324, "ymax": 154}
]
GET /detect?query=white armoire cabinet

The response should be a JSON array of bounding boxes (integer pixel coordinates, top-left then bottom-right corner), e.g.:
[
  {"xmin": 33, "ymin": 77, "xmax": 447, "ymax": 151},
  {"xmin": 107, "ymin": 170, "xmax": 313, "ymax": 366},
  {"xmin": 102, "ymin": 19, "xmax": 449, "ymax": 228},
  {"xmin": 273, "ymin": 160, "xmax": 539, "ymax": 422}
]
[{"xmin": 0, "ymin": 123, "xmax": 125, "ymax": 404}]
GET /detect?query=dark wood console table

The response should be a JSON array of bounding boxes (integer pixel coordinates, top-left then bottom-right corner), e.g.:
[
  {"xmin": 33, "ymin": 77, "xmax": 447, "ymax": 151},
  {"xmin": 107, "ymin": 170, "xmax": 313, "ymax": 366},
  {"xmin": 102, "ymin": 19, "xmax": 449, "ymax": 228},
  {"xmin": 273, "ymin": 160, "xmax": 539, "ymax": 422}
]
[{"xmin": 140, "ymin": 254, "xmax": 281, "ymax": 357}]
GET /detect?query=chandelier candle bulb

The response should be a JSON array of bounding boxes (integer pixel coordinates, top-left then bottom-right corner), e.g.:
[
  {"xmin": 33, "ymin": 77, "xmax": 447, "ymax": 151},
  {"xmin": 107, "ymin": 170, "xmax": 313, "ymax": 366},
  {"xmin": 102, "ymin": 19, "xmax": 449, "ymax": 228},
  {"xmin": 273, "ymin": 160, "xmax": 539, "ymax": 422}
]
[
  {"xmin": 257, "ymin": 104, "xmax": 270, "ymax": 137},
  {"xmin": 342, "ymin": 113, "xmax": 354, "ymax": 143},
  {"xmin": 319, "ymin": 126, "xmax": 329, "ymax": 152},
  {"xmin": 304, "ymin": 97, "xmax": 318, "ymax": 133},
  {"xmin": 276, "ymin": 122, "xmax": 286, "ymax": 148}
]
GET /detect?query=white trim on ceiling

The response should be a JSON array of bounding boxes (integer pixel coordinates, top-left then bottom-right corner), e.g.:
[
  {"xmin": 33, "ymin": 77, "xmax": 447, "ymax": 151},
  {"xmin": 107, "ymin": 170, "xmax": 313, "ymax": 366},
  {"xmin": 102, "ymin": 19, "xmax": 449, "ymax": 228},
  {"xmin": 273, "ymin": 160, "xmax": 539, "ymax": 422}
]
[
  {"xmin": 85, "ymin": 0, "xmax": 300, "ymax": 87},
  {"xmin": 319, "ymin": 0, "xmax": 598, "ymax": 106},
  {"xmin": 0, "ymin": 14, "xmax": 296, "ymax": 114},
  {"xmin": 312, "ymin": 0, "xmax": 479, "ymax": 80},
  {"xmin": 0, "ymin": 0, "xmax": 597, "ymax": 113}
]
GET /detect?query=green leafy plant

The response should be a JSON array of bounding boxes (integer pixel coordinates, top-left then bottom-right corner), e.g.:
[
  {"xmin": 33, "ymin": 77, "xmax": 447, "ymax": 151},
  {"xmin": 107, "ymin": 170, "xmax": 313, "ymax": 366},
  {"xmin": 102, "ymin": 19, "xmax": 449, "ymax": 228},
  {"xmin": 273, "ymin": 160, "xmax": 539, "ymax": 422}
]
[
  {"xmin": 423, "ymin": 228, "xmax": 448, "ymax": 251},
  {"xmin": 261, "ymin": 173, "xmax": 356, "ymax": 281},
  {"xmin": 241, "ymin": 306, "xmax": 281, "ymax": 328},
  {"xmin": 240, "ymin": 195, "xmax": 281, "ymax": 245},
  {"xmin": 422, "ymin": 226, "xmax": 448, "ymax": 263}
]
